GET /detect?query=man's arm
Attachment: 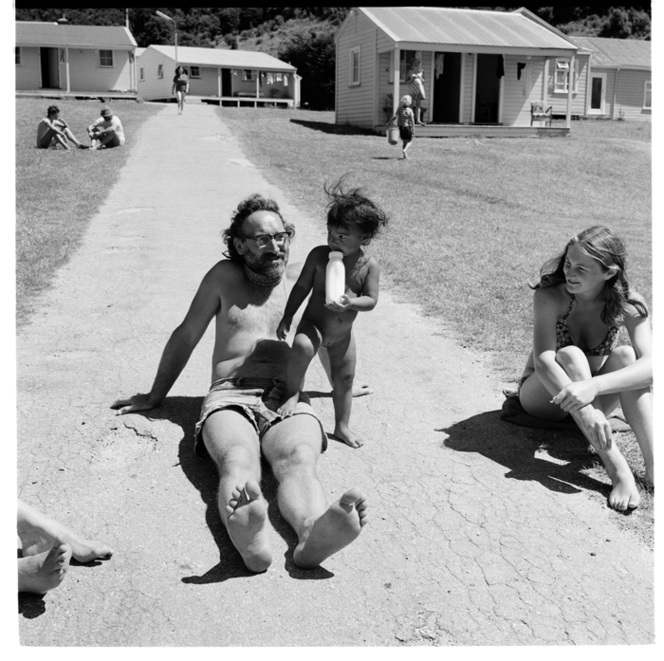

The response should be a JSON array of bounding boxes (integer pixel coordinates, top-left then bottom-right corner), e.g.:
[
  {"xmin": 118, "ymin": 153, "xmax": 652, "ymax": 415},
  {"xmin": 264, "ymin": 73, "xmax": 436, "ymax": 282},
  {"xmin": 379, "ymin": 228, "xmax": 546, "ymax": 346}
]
[{"xmin": 111, "ymin": 264, "xmax": 223, "ymax": 414}]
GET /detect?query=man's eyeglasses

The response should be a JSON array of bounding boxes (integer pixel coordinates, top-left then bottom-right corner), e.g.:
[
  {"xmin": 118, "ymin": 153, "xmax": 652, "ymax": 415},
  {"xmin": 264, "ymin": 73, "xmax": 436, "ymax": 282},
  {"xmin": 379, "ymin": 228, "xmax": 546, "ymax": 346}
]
[{"xmin": 241, "ymin": 230, "xmax": 293, "ymax": 248}]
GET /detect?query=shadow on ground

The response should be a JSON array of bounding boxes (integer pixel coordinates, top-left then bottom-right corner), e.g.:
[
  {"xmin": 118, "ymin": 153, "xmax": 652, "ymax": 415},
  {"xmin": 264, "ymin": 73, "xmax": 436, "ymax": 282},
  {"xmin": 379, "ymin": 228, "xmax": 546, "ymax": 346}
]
[
  {"xmin": 440, "ymin": 410, "xmax": 611, "ymax": 499},
  {"xmin": 290, "ymin": 118, "xmax": 375, "ymax": 136},
  {"xmin": 142, "ymin": 396, "xmax": 333, "ymax": 581}
]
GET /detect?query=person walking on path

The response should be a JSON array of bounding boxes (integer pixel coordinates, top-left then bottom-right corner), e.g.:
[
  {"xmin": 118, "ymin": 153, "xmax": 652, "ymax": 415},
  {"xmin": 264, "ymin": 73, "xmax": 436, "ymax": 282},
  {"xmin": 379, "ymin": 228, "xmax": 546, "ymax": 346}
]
[
  {"xmin": 172, "ymin": 66, "xmax": 190, "ymax": 115},
  {"xmin": 36, "ymin": 105, "xmax": 89, "ymax": 150},
  {"xmin": 517, "ymin": 226, "xmax": 653, "ymax": 511},
  {"xmin": 111, "ymin": 193, "xmax": 368, "ymax": 573}
]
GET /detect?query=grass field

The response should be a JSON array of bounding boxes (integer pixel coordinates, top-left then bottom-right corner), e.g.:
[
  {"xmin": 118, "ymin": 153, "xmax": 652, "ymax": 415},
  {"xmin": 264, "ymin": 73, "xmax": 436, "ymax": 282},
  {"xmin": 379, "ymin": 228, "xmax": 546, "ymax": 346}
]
[{"xmin": 15, "ymin": 97, "xmax": 161, "ymax": 327}]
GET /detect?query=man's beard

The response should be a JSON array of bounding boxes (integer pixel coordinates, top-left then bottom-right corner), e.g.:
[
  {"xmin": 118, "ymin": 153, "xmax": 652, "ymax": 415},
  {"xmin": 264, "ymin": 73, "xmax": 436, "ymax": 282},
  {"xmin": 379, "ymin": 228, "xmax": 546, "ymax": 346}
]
[{"xmin": 243, "ymin": 249, "xmax": 287, "ymax": 287}]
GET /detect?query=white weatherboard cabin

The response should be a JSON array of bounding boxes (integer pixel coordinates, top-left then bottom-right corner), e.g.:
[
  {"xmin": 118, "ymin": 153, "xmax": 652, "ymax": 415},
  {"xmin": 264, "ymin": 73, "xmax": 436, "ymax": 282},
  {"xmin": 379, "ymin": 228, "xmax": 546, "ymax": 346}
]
[
  {"xmin": 138, "ymin": 45, "xmax": 300, "ymax": 108},
  {"xmin": 335, "ymin": 6, "xmax": 585, "ymax": 137},
  {"xmin": 565, "ymin": 36, "xmax": 651, "ymax": 121},
  {"xmin": 15, "ymin": 20, "xmax": 138, "ymax": 98}
]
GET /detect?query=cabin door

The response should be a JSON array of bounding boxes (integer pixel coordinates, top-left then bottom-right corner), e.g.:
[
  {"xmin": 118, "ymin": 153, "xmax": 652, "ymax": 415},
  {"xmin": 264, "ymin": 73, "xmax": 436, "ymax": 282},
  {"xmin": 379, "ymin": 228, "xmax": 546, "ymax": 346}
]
[
  {"xmin": 40, "ymin": 47, "xmax": 60, "ymax": 88},
  {"xmin": 432, "ymin": 52, "xmax": 461, "ymax": 123},
  {"xmin": 222, "ymin": 68, "xmax": 232, "ymax": 96},
  {"xmin": 474, "ymin": 54, "xmax": 501, "ymax": 123},
  {"xmin": 589, "ymin": 73, "xmax": 606, "ymax": 115}
]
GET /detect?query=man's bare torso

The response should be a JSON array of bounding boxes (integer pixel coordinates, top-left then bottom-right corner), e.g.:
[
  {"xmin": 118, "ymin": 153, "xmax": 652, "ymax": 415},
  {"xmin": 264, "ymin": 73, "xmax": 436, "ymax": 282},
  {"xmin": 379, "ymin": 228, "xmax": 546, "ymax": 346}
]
[{"xmin": 210, "ymin": 260, "xmax": 296, "ymax": 382}]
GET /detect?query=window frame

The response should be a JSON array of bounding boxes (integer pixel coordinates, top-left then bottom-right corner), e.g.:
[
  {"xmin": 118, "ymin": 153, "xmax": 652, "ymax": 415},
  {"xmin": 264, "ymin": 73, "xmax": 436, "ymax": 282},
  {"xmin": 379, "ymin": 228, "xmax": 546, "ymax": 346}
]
[
  {"xmin": 243, "ymin": 69, "xmax": 256, "ymax": 82},
  {"xmin": 190, "ymin": 66, "xmax": 201, "ymax": 79},
  {"xmin": 553, "ymin": 58, "xmax": 578, "ymax": 94},
  {"xmin": 15, "ymin": 47, "xmax": 22, "ymax": 66},
  {"xmin": 643, "ymin": 80, "xmax": 652, "ymax": 109},
  {"xmin": 157, "ymin": 64, "xmax": 164, "ymax": 79},
  {"xmin": 139, "ymin": 66, "xmax": 145, "ymax": 82},
  {"xmin": 388, "ymin": 50, "xmax": 417, "ymax": 84},
  {"xmin": 98, "ymin": 49, "xmax": 114, "ymax": 68},
  {"xmin": 349, "ymin": 46, "xmax": 360, "ymax": 86}
]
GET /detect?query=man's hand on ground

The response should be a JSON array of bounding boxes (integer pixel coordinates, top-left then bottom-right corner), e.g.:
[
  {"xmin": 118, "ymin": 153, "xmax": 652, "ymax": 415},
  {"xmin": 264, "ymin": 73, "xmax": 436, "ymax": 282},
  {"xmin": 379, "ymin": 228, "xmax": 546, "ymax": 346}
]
[{"xmin": 110, "ymin": 393, "xmax": 159, "ymax": 415}]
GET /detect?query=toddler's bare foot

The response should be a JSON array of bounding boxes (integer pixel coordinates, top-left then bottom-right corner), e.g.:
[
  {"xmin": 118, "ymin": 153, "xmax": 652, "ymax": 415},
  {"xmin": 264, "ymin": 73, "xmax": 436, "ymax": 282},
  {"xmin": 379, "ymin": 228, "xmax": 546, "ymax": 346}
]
[
  {"xmin": 608, "ymin": 470, "xmax": 640, "ymax": 511},
  {"xmin": 278, "ymin": 393, "xmax": 300, "ymax": 418},
  {"xmin": 333, "ymin": 423, "xmax": 364, "ymax": 449},
  {"xmin": 18, "ymin": 539, "xmax": 72, "ymax": 594},
  {"xmin": 294, "ymin": 489, "xmax": 367, "ymax": 569},
  {"xmin": 225, "ymin": 480, "xmax": 272, "ymax": 573}
]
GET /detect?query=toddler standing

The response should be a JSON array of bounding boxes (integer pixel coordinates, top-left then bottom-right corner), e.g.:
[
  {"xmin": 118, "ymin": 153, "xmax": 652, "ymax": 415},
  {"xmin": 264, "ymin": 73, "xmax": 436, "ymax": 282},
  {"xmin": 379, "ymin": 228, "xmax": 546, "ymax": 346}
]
[{"xmin": 276, "ymin": 181, "xmax": 388, "ymax": 447}]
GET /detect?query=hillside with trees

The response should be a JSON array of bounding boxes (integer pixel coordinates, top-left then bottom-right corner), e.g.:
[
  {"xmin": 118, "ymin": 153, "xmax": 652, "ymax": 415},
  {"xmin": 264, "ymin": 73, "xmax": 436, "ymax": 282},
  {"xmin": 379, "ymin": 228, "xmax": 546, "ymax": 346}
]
[{"xmin": 15, "ymin": 6, "xmax": 651, "ymax": 110}]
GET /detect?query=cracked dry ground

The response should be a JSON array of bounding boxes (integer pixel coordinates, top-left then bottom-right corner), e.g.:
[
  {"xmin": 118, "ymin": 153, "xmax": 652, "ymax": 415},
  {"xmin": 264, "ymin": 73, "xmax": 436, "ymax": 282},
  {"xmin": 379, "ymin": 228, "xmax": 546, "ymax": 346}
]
[{"xmin": 17, "ymin": 104, "xmax": 653, "ymax": 646}]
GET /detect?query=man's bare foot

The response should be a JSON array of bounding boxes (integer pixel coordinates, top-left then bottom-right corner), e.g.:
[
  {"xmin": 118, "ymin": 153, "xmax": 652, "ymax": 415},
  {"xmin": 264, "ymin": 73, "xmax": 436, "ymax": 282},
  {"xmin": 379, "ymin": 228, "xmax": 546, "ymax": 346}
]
[
  {"xmin": 351, "ymin": 384, "xmax": 373, "ymax": 398},
  {"xmin": 18, "ymin": 539, "xmax": 72, "ymax": 594},
  {"xmin": 278, "ymin": 393, "xmax": 300, "ymax": 418},
  {"xmin": 293, "ymin": 489, "xmax": 367, "ymax": 569},
  {"xmin": 608, "ymin": 471, "xmax": 640, "ymax": 511},
  {"xmin": 225, "ymin": 480, "xmax": 273, "ymax": 573},
  {"xmin": 333, "ymin": 423, "xmax": 364, "ymax": 449}
]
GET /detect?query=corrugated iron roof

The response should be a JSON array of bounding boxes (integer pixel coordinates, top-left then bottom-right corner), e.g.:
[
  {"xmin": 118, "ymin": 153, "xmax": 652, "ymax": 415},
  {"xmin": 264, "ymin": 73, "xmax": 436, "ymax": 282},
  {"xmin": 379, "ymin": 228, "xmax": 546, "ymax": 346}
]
[
  {"xmin": 16, "ymin": 21, "xmax": 136, "ymax": 49},
  {"xmin": 360, "ymin": 6, "xmax": 577, "ymax": 51},
  {"xmin": 148, "ymin": 45, "xmax": 296, "ymax": 71},
  {"xmin": 567, "ymin": 36, "xmax": 650, "ymax": 69}
]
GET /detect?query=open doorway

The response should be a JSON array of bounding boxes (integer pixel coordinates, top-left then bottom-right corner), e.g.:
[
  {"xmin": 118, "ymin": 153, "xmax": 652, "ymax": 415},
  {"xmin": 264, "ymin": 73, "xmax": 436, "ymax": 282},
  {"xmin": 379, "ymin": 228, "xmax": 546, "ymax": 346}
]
[
  {"xmin": 474, "ymin": 54, "xmax": 501, "ymax": 124},
  {"xmin": 40, "ymin": 47, "xmax": 60, "ymax": 89},
  {"xmin": 432, "ymin": 52, "xmax": 461, "ymax": 123}
]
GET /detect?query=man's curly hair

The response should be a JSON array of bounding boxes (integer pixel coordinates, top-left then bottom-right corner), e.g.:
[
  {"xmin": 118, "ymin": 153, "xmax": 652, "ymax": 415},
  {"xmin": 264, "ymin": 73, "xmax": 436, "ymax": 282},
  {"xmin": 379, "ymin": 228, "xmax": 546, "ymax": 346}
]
[{"xmin": 222, "ymin": 194, "xmax": 295, "ymax": 262}]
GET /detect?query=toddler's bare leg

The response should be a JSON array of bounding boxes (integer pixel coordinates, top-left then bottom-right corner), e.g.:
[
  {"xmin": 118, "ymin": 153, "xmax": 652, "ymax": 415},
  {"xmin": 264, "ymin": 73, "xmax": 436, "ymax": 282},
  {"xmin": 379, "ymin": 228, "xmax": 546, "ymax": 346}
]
[
  {"xmin": 319, "ymin": 348, "xmax": 372, "ymax": 397},
  {"xmin": 280, "ymin": 320, "xmax": 321, "ymax": 416},
  {"xmin": 328, "ymin": 332, "xmax": 364, "ymax": 448}
]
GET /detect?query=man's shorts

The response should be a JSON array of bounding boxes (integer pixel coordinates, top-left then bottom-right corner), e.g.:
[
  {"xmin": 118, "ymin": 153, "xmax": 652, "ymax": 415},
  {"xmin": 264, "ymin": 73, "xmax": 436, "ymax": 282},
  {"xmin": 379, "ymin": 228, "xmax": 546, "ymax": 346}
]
[{"xmin": 193, "ymin": 377, "xmax": 327, "ymax": 458}]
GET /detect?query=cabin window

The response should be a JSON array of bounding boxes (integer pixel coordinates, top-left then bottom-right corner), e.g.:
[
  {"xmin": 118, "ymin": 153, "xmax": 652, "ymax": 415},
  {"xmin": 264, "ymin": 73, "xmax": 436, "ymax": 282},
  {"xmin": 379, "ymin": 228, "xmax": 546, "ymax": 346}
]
[
  {"xmin": 643, "ymin": 81, "xmax": 652, "ymax": 109},
  {"xmin": 157, "ymin": 64, "xmax": 164, "ymax": 79},
  {"xmin": 190, "ymin": 66, "xmax": 201, "ymax": 78},
  {"xmin": 99, "ymin": 50, "xmax": 114, "ymax": 68},
  {"xmin": 349, "ymin": 47, "xmax": 360, "ymax": 86},
  {"xmin": 243, "ymin": 69, "xmax": 256, "ymax": 81},
  {"xmin": 15, "ymin": 47, "xmax": 21, "ymax": 65},
  {"xmin": 554, "ymin": 58, "xmax": 578, "ymax": 93},
  {"xmin": 139, "ymin": 67, "xmax": 145, "ymax": 82}
]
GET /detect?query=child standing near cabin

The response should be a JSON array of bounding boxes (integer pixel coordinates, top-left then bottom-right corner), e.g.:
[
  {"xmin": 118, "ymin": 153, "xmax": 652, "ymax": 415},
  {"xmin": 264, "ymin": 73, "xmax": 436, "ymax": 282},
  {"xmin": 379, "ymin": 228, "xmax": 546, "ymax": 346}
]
[
  {"xmin": 276, "ymin": 181, "xmax": 388, "ymax": 448},
  {"xmin": 389, "ymin": 95, "xmax": 415, "ymax": 159}
]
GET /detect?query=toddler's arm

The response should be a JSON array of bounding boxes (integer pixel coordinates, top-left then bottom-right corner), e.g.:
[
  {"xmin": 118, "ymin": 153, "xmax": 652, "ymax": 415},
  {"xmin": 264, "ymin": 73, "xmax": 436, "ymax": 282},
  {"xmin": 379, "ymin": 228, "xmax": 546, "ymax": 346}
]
[{"xmin": 277, "ymin": 247, "xmax": 320, "ymax": 339}]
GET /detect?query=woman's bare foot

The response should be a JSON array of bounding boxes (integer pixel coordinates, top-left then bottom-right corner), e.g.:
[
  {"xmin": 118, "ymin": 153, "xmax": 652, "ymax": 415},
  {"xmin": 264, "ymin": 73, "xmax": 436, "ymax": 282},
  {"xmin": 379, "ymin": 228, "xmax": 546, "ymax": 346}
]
[
  {"xmin": 333, "ymin": 423, "xmax": 364, "ymax": 449},
  {"xmin": 225, "ymin": 480, "xmax": 273, "ymax": 573},
  {"xmin": 278, "ymin": 393, "xmax": 300, "ymax": 418},
  {"xmin": 608, "ymin": 470, "xmax": 640, "ymax": 511},
  {"xmin": 18, "ymin": 539, "xmax": 72, "ymax": 594},
  {"xmin": 293, "ymin": 489, "xmax": 368, "ymax": 569}
]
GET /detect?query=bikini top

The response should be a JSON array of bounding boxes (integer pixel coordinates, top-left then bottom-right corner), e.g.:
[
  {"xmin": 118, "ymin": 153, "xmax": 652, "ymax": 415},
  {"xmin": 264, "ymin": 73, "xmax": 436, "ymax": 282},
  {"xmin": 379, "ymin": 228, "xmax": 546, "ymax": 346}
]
[{"xmin": 555, "ymin": 294, "xmax": 619, "ymax": 356}]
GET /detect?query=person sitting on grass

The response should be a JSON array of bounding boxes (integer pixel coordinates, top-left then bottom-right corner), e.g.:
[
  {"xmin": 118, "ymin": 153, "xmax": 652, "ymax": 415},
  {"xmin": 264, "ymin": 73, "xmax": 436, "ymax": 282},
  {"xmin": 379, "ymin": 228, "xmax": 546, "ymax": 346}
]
[
  {"xmin": 276, "ymin": 180, "xmax": 388, "ymax": 448},
  {"xmin": 517, "ymin": 226, "xmax": 653, "ymax": 511},
  {"xmin": 388, "ymin": 95, "xmax": 415, "ymax": 160},
  {"xmin": 18, "ymin": 499, "xmax": 114, "ymax": 594},
  {"xmin": 87, "ymin": 106, "xmax": 125, "ymax": 150},
  {"xmin": 36, "ymin": 105, "xmax": 89, "ymax": 150}
]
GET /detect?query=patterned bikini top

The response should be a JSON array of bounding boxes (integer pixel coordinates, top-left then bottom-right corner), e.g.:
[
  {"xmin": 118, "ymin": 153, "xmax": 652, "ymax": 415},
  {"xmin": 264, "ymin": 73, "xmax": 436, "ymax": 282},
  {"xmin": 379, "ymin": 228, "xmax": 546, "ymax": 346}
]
[{"xmin": 555, "ymin": 295, "xmax": 619, "ymax": 356}]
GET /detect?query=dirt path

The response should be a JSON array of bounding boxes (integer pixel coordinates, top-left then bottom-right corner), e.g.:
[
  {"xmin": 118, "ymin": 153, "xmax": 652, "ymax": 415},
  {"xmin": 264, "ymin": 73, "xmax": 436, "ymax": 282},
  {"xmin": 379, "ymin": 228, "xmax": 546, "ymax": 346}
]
[{"xmin": 17, "ymin": 102, "xmax": 653, "ymax": 646}]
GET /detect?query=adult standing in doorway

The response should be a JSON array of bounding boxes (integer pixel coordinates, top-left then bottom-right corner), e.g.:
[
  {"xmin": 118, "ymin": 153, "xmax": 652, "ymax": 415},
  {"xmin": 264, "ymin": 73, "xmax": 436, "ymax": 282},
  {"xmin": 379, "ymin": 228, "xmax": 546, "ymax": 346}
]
[{"xmin": 408, "ymin": 56, "xmax": 426, "ymax": 126}]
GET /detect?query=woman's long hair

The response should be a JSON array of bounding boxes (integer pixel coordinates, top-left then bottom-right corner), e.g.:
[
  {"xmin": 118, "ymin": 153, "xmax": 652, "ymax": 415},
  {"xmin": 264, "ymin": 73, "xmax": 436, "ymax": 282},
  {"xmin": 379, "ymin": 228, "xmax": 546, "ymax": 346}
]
[{"xmin": 532, "ymin": 225, "xmax": 648, "ymax": 326}]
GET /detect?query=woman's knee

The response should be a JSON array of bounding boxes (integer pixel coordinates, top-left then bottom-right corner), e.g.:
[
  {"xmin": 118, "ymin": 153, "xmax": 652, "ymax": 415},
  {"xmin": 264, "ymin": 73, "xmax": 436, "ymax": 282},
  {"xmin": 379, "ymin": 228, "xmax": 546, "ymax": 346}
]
[{"xmin": 555, "ymin": 345, "xmax": 587, "ymax": 369}]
